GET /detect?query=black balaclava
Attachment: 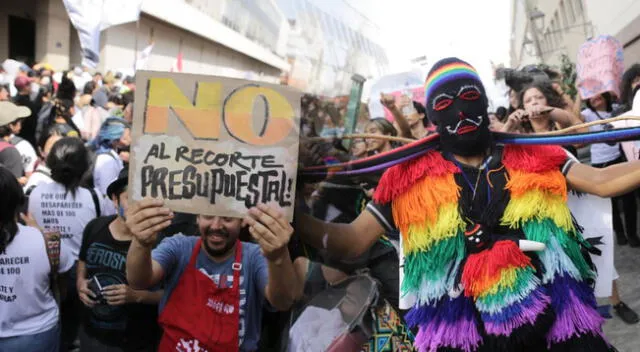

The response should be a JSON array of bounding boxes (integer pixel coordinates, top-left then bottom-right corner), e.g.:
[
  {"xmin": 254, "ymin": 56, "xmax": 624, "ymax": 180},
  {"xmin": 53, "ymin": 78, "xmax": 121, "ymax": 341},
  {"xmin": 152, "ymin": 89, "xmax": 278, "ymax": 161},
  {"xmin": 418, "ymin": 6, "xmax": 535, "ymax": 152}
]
[{"xmin": 425, "ymin": 57, "xmax": 492, "ymax": 156}]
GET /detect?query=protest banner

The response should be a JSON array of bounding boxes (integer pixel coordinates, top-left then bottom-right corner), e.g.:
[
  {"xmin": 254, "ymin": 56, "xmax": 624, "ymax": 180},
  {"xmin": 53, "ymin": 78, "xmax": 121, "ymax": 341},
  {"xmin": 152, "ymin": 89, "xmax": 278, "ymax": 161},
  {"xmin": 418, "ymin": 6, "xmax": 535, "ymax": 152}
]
[
  {"xmin": 130, "ymin": 71, "xmax": 302, "ymax": 220},
  {"xmin": 576, "ymin": 35, "xmax": 624, "ymax": 100}
]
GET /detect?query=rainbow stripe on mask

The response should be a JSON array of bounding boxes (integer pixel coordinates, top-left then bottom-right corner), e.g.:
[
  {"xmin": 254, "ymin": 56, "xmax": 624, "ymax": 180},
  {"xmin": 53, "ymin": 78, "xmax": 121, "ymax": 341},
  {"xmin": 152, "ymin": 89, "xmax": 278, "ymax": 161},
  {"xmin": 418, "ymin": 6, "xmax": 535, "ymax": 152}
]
[{"xmin": 425, "ymin": 62, "xmax": 482, "ymax": 101}]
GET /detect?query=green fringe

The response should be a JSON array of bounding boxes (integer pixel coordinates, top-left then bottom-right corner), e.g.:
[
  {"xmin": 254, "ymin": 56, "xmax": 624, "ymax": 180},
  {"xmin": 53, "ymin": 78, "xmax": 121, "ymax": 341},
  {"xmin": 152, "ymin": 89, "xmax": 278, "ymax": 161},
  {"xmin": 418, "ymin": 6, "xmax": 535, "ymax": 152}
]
[
  {"xmin": 523, "ymin": 219, "xmax": 594, "ymax": 280},
  {"xmin": 403, "ymin": 234, "xmax": 465, "ymax": 292},
  {"xmin": 476, "ymin": 266, "xmax": 537, "ymax": 310}
]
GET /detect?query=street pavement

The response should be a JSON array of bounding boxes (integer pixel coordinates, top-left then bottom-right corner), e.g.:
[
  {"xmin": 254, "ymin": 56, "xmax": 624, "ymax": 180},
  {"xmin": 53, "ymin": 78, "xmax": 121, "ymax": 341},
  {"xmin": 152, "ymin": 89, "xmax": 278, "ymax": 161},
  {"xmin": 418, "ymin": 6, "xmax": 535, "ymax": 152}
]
[{"xmin": 602, "ymin": 244, "xmax": 640, "ymax": 352}]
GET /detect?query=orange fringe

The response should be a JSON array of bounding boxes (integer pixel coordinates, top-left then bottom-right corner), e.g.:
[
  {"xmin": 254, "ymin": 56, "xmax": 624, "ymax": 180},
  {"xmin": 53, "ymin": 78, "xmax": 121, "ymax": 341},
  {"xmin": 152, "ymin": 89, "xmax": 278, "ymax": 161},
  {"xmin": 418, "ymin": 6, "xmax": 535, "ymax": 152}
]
[
  {"xmin": 392, "ymin": 174, "xmax": 460, "ymax": 229},
  {"xmin": 374, "ymin": 150, "xmax": 458, "ymax": 204},
  {"xmin": 461, "ymin": 241, "xmax": 532, "ymax": 297},
  {"xmin": 506, "ymin": 168, "xmax": 567, "ymax": 200}
]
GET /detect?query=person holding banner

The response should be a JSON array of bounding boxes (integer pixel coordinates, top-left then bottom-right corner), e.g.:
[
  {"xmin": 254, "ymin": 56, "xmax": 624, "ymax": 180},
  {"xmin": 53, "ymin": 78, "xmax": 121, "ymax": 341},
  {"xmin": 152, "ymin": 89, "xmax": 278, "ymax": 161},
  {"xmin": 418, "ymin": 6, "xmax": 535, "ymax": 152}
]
[
  {"xmin": 125, "ymin": 199, "xmax": 298, "ymax": 352},
  {"xmin": 293, "ymin": 57, "xmax": 640, "ymax": 351}
]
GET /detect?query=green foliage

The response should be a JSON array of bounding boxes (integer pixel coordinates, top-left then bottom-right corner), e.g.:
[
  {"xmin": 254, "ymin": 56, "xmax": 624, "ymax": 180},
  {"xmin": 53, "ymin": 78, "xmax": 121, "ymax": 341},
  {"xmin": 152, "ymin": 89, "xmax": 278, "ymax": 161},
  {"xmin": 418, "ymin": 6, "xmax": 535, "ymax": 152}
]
[{"xmin": 559, "ymin": 54, "xmax": 578, "ymax": 100}]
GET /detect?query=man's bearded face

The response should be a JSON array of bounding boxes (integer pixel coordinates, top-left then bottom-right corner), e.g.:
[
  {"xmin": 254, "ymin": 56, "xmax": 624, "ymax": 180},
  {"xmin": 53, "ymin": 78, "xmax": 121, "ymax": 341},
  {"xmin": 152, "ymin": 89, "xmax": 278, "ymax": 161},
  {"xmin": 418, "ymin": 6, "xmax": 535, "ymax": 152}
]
[{"xmin": 428, "ymin": 81, "xmax": 491, "ymax": 156}]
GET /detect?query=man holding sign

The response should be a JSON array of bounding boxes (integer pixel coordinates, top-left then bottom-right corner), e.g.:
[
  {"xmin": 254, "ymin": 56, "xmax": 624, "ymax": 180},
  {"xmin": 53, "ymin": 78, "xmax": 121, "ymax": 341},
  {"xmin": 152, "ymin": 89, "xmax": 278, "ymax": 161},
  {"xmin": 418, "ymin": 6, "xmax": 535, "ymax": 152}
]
[
  {"xmin": 124, "ymin": 72, "xmax": 303, "ymax": 351},
  {"xmin": 125, "ymin": 199, "xmax": 298, "ymax": 351}
]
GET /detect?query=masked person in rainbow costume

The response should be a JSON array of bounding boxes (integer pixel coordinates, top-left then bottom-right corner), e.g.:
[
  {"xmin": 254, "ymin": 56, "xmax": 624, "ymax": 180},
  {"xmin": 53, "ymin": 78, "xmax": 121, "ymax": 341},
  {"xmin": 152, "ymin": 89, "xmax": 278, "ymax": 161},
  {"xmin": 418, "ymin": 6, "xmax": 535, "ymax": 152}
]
[{"xmin": 293, "ymin": 57, "xmax": 640, "ymax": 352}]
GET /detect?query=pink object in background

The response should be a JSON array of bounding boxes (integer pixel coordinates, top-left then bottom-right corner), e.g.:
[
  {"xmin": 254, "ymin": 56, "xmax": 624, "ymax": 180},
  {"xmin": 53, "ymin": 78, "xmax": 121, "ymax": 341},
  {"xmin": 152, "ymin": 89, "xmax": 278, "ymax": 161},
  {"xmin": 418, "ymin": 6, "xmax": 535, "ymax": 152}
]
[
  {"xmin": 576, "ymin": 35, "xmax": 624, "ymax": 100},
  {"xmin": 381, "ymin": 86, "xmax": 425, "ymax": 122}
]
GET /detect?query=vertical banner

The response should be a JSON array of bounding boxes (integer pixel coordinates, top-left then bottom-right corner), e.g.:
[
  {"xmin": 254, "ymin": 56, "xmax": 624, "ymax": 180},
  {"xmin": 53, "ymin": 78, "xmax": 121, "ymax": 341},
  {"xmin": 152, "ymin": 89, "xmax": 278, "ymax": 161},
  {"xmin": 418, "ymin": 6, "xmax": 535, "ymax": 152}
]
[
  {"xmin": 63, "ymin": 0, "xmax": 102, "ymax": 68},
  {"xmin": 130, "ymin": 71, "xmax": 302, "ymax": 220},
  {"xmin": 342, "ymin": 74, "xmax": 366, "ymax": 150}
]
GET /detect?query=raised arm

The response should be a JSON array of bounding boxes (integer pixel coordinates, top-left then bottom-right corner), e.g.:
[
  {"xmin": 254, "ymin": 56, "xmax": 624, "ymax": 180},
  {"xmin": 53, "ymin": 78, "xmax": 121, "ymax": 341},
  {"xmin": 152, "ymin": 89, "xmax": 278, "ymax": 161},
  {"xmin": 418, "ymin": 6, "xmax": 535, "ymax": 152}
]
[
  {"xmin": 125, "ymin": 198, "xmax": 173, "ymax": 289},
  {"xmin": 549, "ymin": 106, "xmax": 586, "ymax": 132},
  {"xmin": 293, "ymin": 209, "xmax": 385, "ymax": 260},
  {"xmin": 566, "ymin": 161, "xmax": 640, "ymax": 198},
  {"xmin": 243, "ymin": 204, "xmax": 298, "ymax": 311}
]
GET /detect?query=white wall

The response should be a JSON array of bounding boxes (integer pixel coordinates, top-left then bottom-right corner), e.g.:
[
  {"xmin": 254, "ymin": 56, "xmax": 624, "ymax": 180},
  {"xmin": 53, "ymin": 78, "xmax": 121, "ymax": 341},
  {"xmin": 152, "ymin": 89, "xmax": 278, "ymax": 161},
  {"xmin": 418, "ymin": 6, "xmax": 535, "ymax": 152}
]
[
  {"xmin": 99, "ymin": 15, "xmax": 281, "ymax": 81},
  {"xmin": 584, "ymin": 0, "xmax": 640, "ymax": 39}
]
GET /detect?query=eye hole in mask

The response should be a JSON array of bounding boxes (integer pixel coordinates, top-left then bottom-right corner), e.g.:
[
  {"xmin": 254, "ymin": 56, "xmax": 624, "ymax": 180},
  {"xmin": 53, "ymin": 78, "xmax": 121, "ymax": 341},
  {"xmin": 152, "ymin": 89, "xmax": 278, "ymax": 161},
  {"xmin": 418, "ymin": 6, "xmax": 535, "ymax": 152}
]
[
  {"xmin": 459, "ymin": 90, "xmax": 481, "ymax": 101},
  {"xmin": 434, "ymin": 98, "xmax": 454, "ymax": 111}
]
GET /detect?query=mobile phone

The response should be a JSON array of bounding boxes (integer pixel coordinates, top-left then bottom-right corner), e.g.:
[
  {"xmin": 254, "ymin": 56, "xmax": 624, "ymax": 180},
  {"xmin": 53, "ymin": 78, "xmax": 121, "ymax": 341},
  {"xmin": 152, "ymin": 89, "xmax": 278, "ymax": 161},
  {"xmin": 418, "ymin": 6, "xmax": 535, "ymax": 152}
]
[{"xmin": 88, "ymin": 276, "xmax": 107, "ymax": 304}]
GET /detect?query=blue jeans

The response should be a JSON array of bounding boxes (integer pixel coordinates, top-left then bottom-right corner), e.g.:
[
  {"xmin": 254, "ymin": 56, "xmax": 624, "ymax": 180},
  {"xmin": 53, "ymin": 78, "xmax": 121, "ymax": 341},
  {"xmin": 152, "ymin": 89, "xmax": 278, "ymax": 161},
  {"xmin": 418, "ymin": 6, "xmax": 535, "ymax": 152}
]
[{"xmin": 0, "ymin": 324, "xmax": 60, "ymax": 352}]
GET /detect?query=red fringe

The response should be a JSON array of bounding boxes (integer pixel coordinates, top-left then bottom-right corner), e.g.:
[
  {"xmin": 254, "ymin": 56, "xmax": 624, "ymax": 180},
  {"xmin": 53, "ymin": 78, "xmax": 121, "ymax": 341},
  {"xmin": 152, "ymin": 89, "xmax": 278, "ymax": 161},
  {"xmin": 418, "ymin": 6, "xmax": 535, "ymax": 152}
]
[
  {"xmin": 374, "ymin": 151, "xmax": 458, "ymax": 204},
  {"xmin": 502, "ymin": 145, "xmax": 568, "ymax": 173},
  {"xmin": 461, "ymin": 240, "xmax": 532, "ymax": 297}
]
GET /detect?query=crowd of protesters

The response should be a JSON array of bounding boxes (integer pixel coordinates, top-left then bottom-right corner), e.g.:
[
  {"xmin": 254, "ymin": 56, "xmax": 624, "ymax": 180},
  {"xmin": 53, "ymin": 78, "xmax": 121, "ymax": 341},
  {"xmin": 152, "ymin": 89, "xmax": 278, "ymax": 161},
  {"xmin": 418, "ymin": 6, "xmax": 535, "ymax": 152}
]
[{"xmin": 1, "ymin": 50, "xmax": 640, "ymax": 352}]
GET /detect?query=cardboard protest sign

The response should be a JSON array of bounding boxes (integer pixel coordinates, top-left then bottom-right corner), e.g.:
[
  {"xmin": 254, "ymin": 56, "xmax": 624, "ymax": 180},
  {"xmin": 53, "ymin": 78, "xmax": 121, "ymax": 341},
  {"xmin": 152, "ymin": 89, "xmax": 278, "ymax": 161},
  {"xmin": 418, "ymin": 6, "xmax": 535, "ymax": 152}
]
[
  {"xmin": 130, "ymin": 71, "xmax": 302, "ymax": 220},
  {"xmin": 576, "ymin": 35, "xmax": 624, "ymax": 100}
]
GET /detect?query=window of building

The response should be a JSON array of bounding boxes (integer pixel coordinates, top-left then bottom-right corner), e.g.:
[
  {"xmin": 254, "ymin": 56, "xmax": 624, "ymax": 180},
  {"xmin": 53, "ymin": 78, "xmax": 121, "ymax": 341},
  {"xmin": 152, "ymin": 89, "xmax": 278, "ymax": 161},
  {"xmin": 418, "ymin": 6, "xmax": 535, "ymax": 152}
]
[
  {"xmin": 559, "ymin": 1, "xmax": 569, "ymax": 30},
  {"xmin": 553, "ymin": 13, "xmax": 562, "ymax": 43},
  {"xmin": 574, "ymin": 0, "xmax": 583, "ymax": 17},
  {"xmin": 567, "ymin": 0, "xmax": 576, "ymax": 23}
]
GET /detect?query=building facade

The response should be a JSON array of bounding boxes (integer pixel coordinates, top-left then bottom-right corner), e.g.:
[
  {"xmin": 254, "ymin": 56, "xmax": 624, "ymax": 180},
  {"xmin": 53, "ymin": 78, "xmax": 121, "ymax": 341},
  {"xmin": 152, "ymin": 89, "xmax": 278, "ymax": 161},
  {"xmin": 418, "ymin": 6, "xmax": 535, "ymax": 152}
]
[
  {"xmin": 511, "ymin": 0, "xmax": 593, "ymax": 68},
  {"xmin": 511, "ymin": 0, "xmax": 640, "ymax": 69},
  {"xmin": 276, "ymin": 0, "xmax": 390, "ymax": 96},
  {"xmin": 0, "ymin": 0, "xmax": 289, "ymax": 82}
]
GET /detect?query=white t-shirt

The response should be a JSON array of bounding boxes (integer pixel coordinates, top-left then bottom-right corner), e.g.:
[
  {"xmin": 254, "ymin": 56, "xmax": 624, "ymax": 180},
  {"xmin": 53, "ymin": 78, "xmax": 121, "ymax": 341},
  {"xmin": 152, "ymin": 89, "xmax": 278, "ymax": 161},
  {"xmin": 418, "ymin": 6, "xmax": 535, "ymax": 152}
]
[
  {"xmin": 288, "ymin": 306, "xmax": 348, "ymax": 352},
  {"xmin": 0, "ymin": 224, "xmax": 74, "ymax": 337},
  {"xmin": 93, "ymin": 150, "xmax": 123, "ymax": 196},
  {"xmin": 23, "ymin": 165, "xmax": 53, "ymax": 194},
  {"xmin": 28, "ymin": 182, "xmax": 112, "ymax": 260},
  {"xmin": 582, "ymin": 108, "xmax": 621, "ymax": 164},
  {"xmin": 10, "ymin": 136, "xmax": 37, "ymax": 174}
]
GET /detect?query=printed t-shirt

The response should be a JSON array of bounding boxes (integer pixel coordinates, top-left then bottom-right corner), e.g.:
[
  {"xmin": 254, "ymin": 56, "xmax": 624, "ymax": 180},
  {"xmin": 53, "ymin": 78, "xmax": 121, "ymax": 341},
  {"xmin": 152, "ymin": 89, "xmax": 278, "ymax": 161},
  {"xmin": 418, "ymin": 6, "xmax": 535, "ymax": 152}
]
[
  {"xmin": 10, "ymin": 136, "xmax": 37, "ymax": 174},
  {"xmin": 152, "ymin": 235, "xmax": 269, "ymax": 351},
  {"xmin": 0, "ymin": 224, "xmax": 74, "ymax": 337},
  {"xmin": 29, "ymin": 182, "xmax": 113, "ymax": 260},
  {"xmin": 79, "ymin": 216, "xmax": 160, "ymax": 349}
]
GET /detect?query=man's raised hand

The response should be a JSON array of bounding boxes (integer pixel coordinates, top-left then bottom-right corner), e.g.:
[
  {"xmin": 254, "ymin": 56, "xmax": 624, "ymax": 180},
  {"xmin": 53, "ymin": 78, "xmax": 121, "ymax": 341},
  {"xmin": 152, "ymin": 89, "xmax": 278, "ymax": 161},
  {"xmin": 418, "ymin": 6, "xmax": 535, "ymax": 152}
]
[
  {"xmin": 243, "ymin": 204, "xmax": 293, "ymax": 262},
  {"xmin": 125, "ymin": 198, "xmax": 174, "ymax": 248}
]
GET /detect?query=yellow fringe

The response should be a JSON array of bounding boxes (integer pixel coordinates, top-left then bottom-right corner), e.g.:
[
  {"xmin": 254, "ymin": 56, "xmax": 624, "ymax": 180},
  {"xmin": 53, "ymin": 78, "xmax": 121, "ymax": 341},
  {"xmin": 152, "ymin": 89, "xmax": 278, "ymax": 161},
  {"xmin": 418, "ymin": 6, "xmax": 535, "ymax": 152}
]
[
  {"xmin": 402, "ymin": 202, "xmax": 466, "ymax": 254},
  {"xmin": 501, "ymin": 189, "xmax": 574, "ymax": 232},
  {"xmin": 476, "ymin": 266, "xmax": 520, "ymax": 298},
  {"xmin": 506, "ymin": 168, "xmax": 567, "ymax": 200}
]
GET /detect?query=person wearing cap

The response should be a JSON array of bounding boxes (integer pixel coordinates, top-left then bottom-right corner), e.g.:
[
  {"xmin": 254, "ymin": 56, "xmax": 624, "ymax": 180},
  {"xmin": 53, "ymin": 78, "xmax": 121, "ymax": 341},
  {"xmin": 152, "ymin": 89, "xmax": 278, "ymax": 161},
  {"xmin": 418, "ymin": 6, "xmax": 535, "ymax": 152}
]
[
  {"xmin": 77, "ymin": 167, "xmax": 162, "ymax": 351},
  {"xmin": 0, "ymin": 101, "xmax": 38, "ymax": 181},
  {"xmin": 0, "ymin": 101, "xmax": 29, "ymax": 180}
]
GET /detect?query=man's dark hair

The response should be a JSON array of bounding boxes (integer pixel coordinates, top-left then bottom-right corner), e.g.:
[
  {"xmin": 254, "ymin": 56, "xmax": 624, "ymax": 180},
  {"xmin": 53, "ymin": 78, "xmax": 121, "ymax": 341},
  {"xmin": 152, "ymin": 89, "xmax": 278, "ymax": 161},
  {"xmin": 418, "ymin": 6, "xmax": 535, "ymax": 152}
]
[{"xmin": 0, "ymin": 125, "xmax": 11, "ymax": 138}]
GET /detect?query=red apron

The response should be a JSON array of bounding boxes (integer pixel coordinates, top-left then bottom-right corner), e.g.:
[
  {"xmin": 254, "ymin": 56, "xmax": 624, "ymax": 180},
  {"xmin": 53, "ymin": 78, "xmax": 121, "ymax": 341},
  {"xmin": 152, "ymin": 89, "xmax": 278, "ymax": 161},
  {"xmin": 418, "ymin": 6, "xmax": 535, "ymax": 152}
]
[{"xmin": 158, "ymin": 239, "xmax": 243, "ymax": 352}]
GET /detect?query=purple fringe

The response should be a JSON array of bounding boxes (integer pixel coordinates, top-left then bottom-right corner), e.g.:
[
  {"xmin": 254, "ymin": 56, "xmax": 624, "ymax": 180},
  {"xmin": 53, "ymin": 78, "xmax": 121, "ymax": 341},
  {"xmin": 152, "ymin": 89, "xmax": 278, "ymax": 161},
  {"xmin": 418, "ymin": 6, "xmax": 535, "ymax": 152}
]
[
  {"xmin": 482, "ymin": 287, "xmax": 551, "ymax": 336},
  {"xmin": 546, "ymin": 275, "xmax": 605, "ymax": 344},
  {"xmin": 412, "ymin": 296, "xmax": 482, "ymax": 352}
]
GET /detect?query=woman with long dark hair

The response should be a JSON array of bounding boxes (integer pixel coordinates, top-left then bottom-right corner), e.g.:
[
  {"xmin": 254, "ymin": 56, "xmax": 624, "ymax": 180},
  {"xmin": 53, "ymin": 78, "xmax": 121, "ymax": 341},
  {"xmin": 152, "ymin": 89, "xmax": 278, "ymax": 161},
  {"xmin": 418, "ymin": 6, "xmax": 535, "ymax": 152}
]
[
  {"xmin": 27, "ymin": 137, "xmax": 112, "ymax": 350},
  {"xmin": 619, "ymin": 63, "xmax": 640, "ymax": 111},
  {"xmin": 0, "ymin": 166, "xmax": 73, "ymax": 351},
  {"xmin": 501, "ymin": 80, "xmax": 583, "ymax": 134}
]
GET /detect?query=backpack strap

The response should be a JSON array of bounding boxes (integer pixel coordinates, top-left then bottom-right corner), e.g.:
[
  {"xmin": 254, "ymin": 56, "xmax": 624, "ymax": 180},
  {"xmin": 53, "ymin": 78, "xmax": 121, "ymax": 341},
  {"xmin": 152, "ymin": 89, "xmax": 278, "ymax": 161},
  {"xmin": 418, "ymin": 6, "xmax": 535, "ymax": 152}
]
[
  {"xmin": 9, "ymin": 135, "xmax": 24, "ymax": 146},
  {"xmin": 88, "ymin": 187, "xmax": 101, "ymax": 217},
  {"xmin": 41, "ymin": 230, "xmax": 62, "ymax": 306}
]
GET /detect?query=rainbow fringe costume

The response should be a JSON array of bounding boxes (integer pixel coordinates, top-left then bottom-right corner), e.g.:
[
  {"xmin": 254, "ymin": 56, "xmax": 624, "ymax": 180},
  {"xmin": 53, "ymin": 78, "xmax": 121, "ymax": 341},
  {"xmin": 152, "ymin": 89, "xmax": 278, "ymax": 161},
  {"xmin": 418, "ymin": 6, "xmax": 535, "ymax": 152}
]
[{"xmin": 374, "ymin": 144, "xmax": 611, "ymax": 352}]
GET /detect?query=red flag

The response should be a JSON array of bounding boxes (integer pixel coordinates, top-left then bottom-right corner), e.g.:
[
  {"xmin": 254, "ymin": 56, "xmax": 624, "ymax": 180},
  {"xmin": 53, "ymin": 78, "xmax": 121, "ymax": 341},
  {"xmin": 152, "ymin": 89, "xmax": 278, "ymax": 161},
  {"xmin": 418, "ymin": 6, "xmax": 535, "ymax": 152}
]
[{"xmin": 170, "ymin": 52, "xmax": 183, "ymax": 72}]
